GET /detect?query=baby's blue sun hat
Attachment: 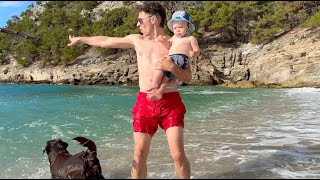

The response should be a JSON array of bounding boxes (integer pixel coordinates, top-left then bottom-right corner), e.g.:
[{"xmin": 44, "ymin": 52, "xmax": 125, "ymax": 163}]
[{"xmin": 167, "ymin": 10, "xmax": 195, "ymax": 34}]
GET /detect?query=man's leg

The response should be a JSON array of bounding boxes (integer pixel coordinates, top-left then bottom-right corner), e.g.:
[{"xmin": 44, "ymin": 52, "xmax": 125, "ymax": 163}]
[
  {"xmin": 166, "ymin": 126, "xmax": 191, "ymax": 179},
  {"xmin": 131, "ymin": 132, "xmax": 152, "ymax": 179}
]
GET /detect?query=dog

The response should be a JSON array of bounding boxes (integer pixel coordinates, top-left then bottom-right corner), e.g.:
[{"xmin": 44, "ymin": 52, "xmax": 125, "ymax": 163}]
[{"xmin": 43, "ymin": 136, "xmax": 105, "ymax": 179}]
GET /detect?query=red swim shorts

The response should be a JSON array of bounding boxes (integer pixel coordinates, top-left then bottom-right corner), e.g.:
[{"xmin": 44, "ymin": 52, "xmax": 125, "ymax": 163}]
[{"xmin": 132, "ymin": 92, "xmax": 186, "ymax": 137}]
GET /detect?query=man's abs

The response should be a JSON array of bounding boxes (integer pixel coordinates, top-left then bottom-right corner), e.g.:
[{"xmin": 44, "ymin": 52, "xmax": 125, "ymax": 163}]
[
  {"xmin": 137, "ymin": 58, "xmax": 178, "ymax": 93},
  {"xmin": 139, "ymin": 77, "xmax": 178, "ymax": 93}
]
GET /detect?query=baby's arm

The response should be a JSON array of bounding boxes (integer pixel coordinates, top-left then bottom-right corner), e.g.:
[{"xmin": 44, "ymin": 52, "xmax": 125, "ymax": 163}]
[
  {"xmin": 156, "ymin": 35, "xmax": 172, "ymax": 50},
  {"xmin": 189, "ymin": 36, "xmax": 200, "ymax": 58}
]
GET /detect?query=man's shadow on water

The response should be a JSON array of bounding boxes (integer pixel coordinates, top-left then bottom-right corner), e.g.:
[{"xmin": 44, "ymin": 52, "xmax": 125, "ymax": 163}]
[{"xmin": 198, "ymin": 145, "xmax": 319, "ymax": 179}]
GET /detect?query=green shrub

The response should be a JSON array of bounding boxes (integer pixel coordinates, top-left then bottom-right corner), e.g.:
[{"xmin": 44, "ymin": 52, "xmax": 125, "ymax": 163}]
[
  {"xmin": 301, "ymin": 6, "xmax": 320, "ymax": 28},
  {"xmin": 0, "ymin": 1, "xmax": 319, "ymax": 66}
]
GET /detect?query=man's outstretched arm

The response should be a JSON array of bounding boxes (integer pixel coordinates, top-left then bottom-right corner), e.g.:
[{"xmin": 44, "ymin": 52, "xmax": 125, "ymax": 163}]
[{"xmin": 67, "ymin": 35, "xmax": 135, "ymax": 49}]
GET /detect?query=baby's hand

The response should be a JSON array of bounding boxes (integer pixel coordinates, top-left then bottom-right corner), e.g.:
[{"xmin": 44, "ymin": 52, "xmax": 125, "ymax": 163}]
[
  {"xmin": 189, "ymin": 51, "xmax": 195, "ymax": 58},
  {"xmin": 155, "ymin": 35, "xmax": 166, "ymax": 42}
]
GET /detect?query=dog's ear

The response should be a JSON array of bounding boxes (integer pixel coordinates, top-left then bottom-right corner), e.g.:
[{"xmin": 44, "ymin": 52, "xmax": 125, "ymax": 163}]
[
  {"xmin": 43, "ymin": 148, "xmax": 47, "ymax": 154},
  {"xmin": 43, "ymin": 144, "xmax": 49, "ymax": 154},
  {"xmin": 43, "ymin": 140, "xmax": 52, "ymax": 155},
  {"xmin": 58, "ymin": 139, "xmax": 68, "ymax": 149}
]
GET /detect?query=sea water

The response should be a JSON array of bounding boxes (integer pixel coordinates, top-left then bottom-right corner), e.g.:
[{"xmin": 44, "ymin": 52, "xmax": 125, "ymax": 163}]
[{"xmin": 0, "ymin": 84, "xmax": 319, "ymax": 179}]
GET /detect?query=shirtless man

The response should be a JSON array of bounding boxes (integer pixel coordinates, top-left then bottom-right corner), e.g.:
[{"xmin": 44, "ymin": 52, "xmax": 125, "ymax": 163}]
[{"xmin": 67, "ymin": 2, "xmax": 191, "ymax": 179}]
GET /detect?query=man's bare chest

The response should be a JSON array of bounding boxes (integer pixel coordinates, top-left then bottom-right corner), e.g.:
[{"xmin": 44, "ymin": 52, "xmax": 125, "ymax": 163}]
[{"xmin": 137, "ymin": 42, "xmax": 168, "ymax": 59}]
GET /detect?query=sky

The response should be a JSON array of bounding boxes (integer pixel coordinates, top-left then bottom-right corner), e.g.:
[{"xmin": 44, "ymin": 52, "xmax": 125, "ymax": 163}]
[{"xmin": 0, "ymin": 1, "xmax": 36, "ymax": 28}]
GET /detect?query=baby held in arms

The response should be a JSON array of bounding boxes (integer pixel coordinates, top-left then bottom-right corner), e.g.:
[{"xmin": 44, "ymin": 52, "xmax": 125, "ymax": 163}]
[{"xmin": 146, "ymin": 10, "xmax": 200, "ymax": 100}]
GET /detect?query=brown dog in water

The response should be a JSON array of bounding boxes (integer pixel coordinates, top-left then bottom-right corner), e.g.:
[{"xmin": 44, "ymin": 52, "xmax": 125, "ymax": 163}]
[{"xmin": 43, "ymin": 136, "xmax": 105, "ymax": 179}]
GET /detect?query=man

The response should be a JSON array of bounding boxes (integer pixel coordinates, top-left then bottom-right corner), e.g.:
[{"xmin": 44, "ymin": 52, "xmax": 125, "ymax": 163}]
[{"xmin": 67, "ymin": 2, "xmax": 191, "ymax": 179}]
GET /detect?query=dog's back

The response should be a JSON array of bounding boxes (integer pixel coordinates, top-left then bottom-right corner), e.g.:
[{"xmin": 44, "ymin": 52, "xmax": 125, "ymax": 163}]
[{"xmin": 43, "ymin": 137, "xmax": 104, "ymax": 179}]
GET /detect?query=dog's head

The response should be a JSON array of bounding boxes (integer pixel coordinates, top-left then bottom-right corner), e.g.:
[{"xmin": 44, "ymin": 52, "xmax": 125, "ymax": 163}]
[{"xmin": 43, "ymin": 139, "xmax": 69, "ymax": 155}]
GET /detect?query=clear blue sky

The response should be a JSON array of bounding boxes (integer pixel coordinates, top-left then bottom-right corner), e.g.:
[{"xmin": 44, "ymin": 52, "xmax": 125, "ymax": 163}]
[{"xmin": 0, "ymin": 1, "xmax": 36, "ymax": 28}]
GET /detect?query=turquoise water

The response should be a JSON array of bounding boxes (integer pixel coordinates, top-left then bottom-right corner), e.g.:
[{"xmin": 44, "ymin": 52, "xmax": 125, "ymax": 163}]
[{"xmin": 0, "ymin": 84, "xmax": 319, "ymax": 179}]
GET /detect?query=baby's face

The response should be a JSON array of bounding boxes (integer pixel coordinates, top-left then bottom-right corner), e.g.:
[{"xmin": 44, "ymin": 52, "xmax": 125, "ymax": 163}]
[{"xmin": 172, "ymin": 21, "xmax": 188, "ymax": 38}]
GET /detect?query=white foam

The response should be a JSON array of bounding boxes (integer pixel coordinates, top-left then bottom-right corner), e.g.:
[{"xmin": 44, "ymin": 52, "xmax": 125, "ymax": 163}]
[
  {"xmin": 182, "ymin": 90, "xmax": 238, "ymax": 95},
  {"xmin": 271, "ymin": 167, "xmax": 320, "ymax": 178},
  {"xmin": 284, "ymin": 87, "xmax": 320, "ymax": 93},
  {"xmin": 113, "ymin": 114, "xmax": 131, "ymax": 123},
  {"xmin": 50, "ymin": 125, "xmax": 65, "ymax": 138},
  {"xmin": 23, "ymin": 120, "xmax": 47, "ymax": 128}
]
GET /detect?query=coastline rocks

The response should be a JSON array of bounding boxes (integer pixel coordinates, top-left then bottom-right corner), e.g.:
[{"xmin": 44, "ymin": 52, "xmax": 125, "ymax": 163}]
[{"xmin": 1, "ymin": 28, "xmax": 320, "ymax": 88}]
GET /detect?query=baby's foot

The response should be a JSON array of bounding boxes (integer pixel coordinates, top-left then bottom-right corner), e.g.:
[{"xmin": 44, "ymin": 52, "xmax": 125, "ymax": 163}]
[
  {"xmin": 146, "ymin": 85, "xmax": 159, "ymax": 92},
  {"xmin": 147, "ymin": 91, "xmax": 163, "ymax": 100}
]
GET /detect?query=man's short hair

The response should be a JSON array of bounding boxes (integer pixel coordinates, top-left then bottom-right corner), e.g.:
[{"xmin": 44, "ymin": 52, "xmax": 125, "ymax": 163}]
[{"xmin": 136, "ymin": 2, "xmax": 166, "ymax": 27}]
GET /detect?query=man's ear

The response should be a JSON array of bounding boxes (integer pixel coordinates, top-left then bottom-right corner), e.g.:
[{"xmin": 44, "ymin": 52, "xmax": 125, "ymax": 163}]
[{"xmin": 151, "ymin": 15, "xmax": 159, "ymax": 25}]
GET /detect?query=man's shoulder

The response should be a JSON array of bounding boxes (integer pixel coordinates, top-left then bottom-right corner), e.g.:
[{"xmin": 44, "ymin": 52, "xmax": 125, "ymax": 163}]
[{"xmin": 127, "ymin": 34, "xmax": 144, "ymax": 39}]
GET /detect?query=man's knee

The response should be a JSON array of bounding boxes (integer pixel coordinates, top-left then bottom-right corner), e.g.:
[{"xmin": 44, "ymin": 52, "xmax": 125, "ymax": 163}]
[
  {"xmin": 171, "ymin": 151, "xmax": 186, "ymax": 163},
  {"xmin": 133, "ymin": 148, "xmax": 149, "ymax": 164}
]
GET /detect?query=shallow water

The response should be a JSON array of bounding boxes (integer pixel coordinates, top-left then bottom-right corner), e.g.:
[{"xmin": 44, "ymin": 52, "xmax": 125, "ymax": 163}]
[{"xmin": 0, "ymin": 84, "xmax": 319, "ymax": 179}]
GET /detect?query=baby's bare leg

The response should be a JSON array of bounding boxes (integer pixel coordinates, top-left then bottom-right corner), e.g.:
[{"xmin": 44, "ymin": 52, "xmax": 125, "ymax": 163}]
[
  {"xmin": 146, "ymin": 69, "xmax": 164, "ymax": 92},
  {"xmin": 147, "ymin": 76, "xmax": 170, "ymax": 100}
]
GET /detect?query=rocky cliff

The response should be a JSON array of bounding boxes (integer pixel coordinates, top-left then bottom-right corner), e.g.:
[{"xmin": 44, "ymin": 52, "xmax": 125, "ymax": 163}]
[
  {"xmin": 1, "ymin": 27, "xmax": 319, "ymax": 88},
  {"xmin": 1, "ymin": 1, "xmax": 320, "ymax": 88}
]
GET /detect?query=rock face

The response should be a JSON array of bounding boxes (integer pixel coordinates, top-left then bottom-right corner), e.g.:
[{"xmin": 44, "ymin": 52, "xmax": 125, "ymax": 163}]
[
  {"xmin": 191, "ymin": 27, "xmax": 320, "ymax": 88},
  {"xmin": 247, "ymin": 28, "xmax": 320, "ymax": 88},
  {"xmin": 1, "ymin": 28, "xmax": 320, "ymax": 88}
]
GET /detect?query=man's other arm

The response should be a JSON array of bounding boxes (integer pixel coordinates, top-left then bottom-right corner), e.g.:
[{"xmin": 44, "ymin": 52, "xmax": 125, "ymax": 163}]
[{"xmin": 156, "ymin": 56, "xmax": 192, "ymax": 83}]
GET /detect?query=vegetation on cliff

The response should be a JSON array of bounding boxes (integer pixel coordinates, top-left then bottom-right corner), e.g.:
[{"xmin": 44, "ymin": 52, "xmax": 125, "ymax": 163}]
[{"xmin": 0, "ymin": 1, "xmax": 319, "ymax": 66}]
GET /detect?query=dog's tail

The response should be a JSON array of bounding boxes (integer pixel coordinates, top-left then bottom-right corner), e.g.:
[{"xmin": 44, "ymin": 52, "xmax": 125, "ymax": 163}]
[{"xmin": 72, "ymin": 136, "xmax": 97, "ymax": 152}]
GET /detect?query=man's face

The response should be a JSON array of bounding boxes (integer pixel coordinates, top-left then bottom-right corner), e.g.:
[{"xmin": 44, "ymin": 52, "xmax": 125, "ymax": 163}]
[{"xmin": 137, "ymin": 11, "xmax": 153, "ymax": 36}]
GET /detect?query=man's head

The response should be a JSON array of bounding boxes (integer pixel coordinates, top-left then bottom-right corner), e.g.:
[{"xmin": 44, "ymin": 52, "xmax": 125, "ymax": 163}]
[{"xmin": 136, "ymin": 2, "xmax": 166, "ymax": 35}]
